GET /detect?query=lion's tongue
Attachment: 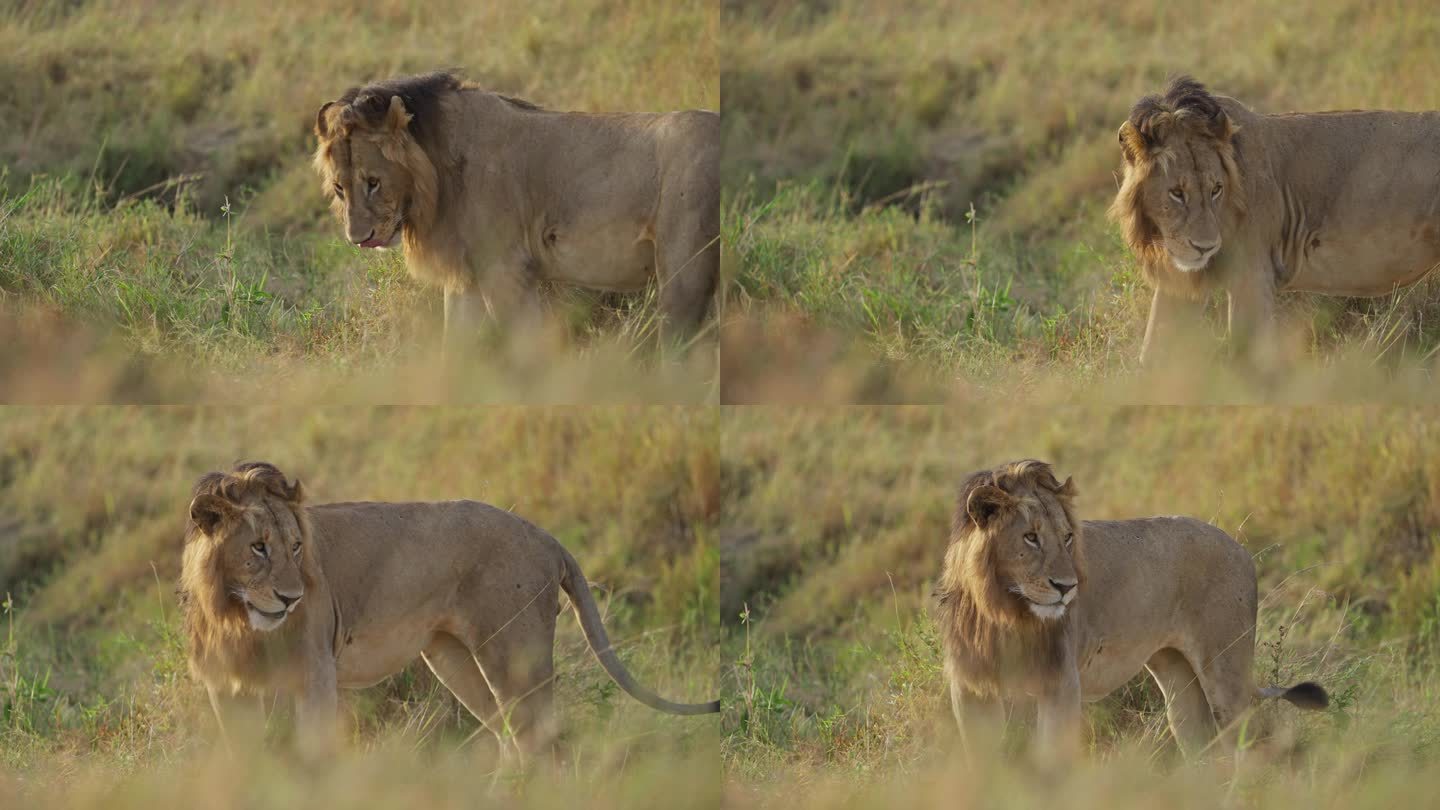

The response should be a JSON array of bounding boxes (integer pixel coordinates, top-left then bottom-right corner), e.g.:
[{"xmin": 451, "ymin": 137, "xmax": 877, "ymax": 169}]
[{"xmin": 359, "ymin": 237, "xmax": 386, "ymax": 248}]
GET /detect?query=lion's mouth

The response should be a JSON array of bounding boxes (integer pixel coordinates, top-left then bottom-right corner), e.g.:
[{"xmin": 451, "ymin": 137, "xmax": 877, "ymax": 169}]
[
  {"xmin": 249, "ymin": 604, "xmax": 287, "ymax": 620},
  {"xmin": 358, "ymin": 217, "xmax": 404, "ymax": 249},
  {"xmin": 1018, "ymin": 586, "xmax": 1075, "ymax": 621},
  {"xmin": 1171, "ymin": 245, "xmax": 1219, "ymax": 272}
]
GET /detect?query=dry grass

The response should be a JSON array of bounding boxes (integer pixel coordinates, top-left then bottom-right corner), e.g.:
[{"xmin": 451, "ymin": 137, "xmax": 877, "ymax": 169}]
[
  {"xmin": 0, "ymin": 407, "xmax": 719, "ymax": 806},
  {"xmin": 721, "ymin": 406, "xmax": 1440, "ymax": 803},
  {"xmin": 0, "ymin": 0, "xmax": 720, "ymax": 402},
  {"xmin": 722, "ymin": 0, "xmax": 1440, "ymax": 399}
]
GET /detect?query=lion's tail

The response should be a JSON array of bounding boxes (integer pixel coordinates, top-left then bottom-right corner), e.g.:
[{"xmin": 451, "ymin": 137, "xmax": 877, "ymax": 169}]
[
  {"xmin": 1257, "ymin": 681, "xmax": 1330, "ymax": 710},
  {"xmin": 558, "ymin": 547, "xmax": 720, "ymax": 716}
]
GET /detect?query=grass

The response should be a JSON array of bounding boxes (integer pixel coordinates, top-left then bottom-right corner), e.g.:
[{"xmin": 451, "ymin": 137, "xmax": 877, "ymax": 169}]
[
  {"xmin": 722, "ymin": 0, "xmax": 1440, "ymax": 399},
  {"xmin": 0, "ymin": 406, "xmax": 719, "ymax": 806},
  {"xmin": 0, "ymin": 0, "xmax": 720, "ymax": 402},
  {"xmin": 720, "ymin": 406, "xmax": 1440, "ymax": 806}
]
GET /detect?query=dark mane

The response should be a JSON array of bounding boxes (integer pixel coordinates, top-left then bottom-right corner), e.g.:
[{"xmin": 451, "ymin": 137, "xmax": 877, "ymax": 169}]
[
  {"xmin": 1127, "ymin": 74, "xmax": 1229, "ymax": 143},
  {"xmin": 335, "ymin": 70, "xmax": 464, "ymax": 147},
  {"xmin": 949, "ymin": 458, "xmax": 1070, "ymax": 539}
]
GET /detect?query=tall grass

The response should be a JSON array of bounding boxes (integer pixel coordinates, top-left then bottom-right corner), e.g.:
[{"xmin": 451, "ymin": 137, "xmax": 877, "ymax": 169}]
[
  {"xmin": 722, "ymin": 0, "xmax": 1440, "ymax": 395},
  {"xmin": 721, "ymin": 406, "xmax": 1440, "ymax": 803},
  {"xmin": 0, "ymin": 407, "xmax": 719, "ymax": 805},
  {"xmin": 0, "ymin": 0, "xmax": 720, "ymax": 401}
]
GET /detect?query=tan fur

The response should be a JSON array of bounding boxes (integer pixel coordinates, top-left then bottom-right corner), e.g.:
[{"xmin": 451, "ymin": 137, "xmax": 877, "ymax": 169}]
[
  {"xmin": 1110, "ymin": 76, "xmax": 1440, "ymax": 365},
  {"xmin": 179, "ymin": 462, "xmax": 718, "ymax": 760},
  {"xmin": 312, "ymin": 72, "xmax": 719, "ymax": 348},
  {"xmin": 937, "ymin": 459, "xmax": 1326, "ymax": 760}
]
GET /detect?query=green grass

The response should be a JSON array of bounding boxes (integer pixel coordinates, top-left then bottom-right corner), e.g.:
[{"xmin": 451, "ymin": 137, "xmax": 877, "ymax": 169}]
[
  {"xmin": 722, "ymin": 0, "xmax": 1440, "ymax": 395},
  {"xmin": 0, "ymin": 0, "xmax": 719, "ymax": 401},
  {"xmin": 720, "ymin": 406, "xmax": 1440, "ymax": 805},
  {"xmin": 0, "ymin": 407, "xmax": 719, "ymax": 806}
]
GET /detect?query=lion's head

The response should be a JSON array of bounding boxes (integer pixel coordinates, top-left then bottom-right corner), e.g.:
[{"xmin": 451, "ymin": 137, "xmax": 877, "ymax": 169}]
[
  {"xmin": 936, "ymin": 459, "xmax": 1084, "ymax": 694},
  {"xmin": 1108, "ymin": 76, "xmax": 1247, "ymax": 296},
  {"xmin": 312, "ymin": 72, "xmax": 455, "ymax": 250},
  {"xmin": 179, "ymin": 462, "xmax": 317, "ymax": 688}
]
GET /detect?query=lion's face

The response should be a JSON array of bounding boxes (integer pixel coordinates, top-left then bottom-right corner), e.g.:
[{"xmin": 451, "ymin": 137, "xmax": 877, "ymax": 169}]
[
  {"xmin": 318, "ymin": 134, "xmax": 412, "ymax": 249},
  {"xmin": 1110, "ymin": 79, "xmax": 1245, "ymax": 285},
  {"xmin": 313, "ymin": 92, "xmax": 439, "ymax": 250},
  {"xmin": 1134, "ymin": 142, "xmax": 1230, "ymax": 273},
  {"xmin": 185, "ymin": 466, "xmax": 312, "ymax": 634},
  {"xmin": 964, "ymin": 469, "xmax": 1082, "ymax": 622}
]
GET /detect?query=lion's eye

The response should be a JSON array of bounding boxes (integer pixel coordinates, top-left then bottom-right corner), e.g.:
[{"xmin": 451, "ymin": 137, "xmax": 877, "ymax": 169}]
[
  {"xmin": 334, "ymin": 183, "xmax": 344, "ymax": 199},
  {"xmin": 250, "ymin": 541, "xmax": 268, "ymax": 558},
  {"xmin": 291, "ymin": 541, "xmax": 302, "ymax": 556},
  {"xmin": 366, "ymin": 177, "xmax": 380, "ymax": 193},
  {"xmin": 1169, "ymin": 188, "xmax": 1185, "ymax": 204},
  {"xmin": 1212, "ymin": 183, "xmax": 1223, "ymax": 198},
  {"xmin": 1064, "ymin": 533, "xmax": 1074, "ymax": 548},
  {"xmin": 1023, "ymin": 532, "xmax": 1040, "ymax": 548}
]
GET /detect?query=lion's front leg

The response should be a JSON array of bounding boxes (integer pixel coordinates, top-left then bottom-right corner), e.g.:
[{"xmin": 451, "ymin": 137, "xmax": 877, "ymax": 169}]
[
  {"xmin": 442, "ymin": 283, "xmax": 490, "ymax": 361},
  {"xmin": 1140, "ymin": 287, "xmax": 1207, "ymax": 367},
  {"xmin": 1034, "ymin": 668, "xmax": 1083, "ymax": 763},
  {"xmin": 1226, "ymin": 272, "xmax": 1279, "ymax": 371},
  {"xmin": 295, "ymin": 655, "xmax": 340, "ymax": 759},
  {"xmin": 948, "ymin": 676, "xmax": 1012, "ymax": 764},
  {"xmin": 206, "ymin": 684, "xmax": 272, "ymax": 756}
]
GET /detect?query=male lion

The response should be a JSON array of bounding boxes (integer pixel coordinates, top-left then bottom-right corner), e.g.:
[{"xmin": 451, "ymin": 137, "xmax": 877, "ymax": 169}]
[
  {"xmin": 178, "ymin": 462, "xmax": 717, "ymax": 759},
  {"xmin": 311, "ymin": 71, "xmax": 718, "ymax": 350},
  {"xmin": 936, "ymin": 459, "xmax": 1326, "ymax": 760},
  {"xmin": 1110, "ymin": 76, "xmax": 1440, "ymax": 366}
]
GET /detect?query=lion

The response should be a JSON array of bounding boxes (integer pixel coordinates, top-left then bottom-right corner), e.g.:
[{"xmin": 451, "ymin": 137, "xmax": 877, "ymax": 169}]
[
  {"xmin": 935, "ymin": 459, "xmax": 1327, "ymax": 760},
  {"xmin": 178, "ymin": 462, "xmax": 718, "ymax": 759},
  {"xmin": 311, "ymin": 71, "xmax": 719, "ymax": 351},
  {"xmin": 1109, "ymin": 75, "xmax": 1440, "ymax": 366}
]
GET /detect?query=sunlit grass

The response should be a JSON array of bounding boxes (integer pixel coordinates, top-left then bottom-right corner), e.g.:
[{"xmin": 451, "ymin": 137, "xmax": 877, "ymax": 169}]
[
  {"xmin": 722, "ymin": 0, "xmax": 1440, "ymax": 397},
  {"xmin": 0, "ymin": 407, "xmax": 719, "ymax": 805},
  {"xmin": 721, "ymin": 406, "xmax": 1440, "ymax": 803}
]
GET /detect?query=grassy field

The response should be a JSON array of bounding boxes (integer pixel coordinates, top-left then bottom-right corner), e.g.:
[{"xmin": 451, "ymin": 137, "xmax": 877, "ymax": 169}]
[
  {"xmin": 722, "ymin": 0, "xmax": 1440, "ymax": 398},
  {"xmin": 0, "ymin": 0, "xmax": 720, "ymax": 403},
  {"xmin": 721, "ymin": 407, "xmax": 1440, "ymax": 806},
  {"xmin": 0, "ymin": 407, "xmax": 719, "ymax": 807}
]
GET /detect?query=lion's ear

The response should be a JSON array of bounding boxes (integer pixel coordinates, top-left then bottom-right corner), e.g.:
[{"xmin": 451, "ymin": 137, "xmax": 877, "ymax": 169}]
[
  {"xmin": 190, "ymin": 493, "xmax": 239, "ymax": 536},
  {"xmin": 1212, "ymin": 110, "xmax": 1238, "ymax": 143},
  {"xmin": 1118, "ymin": 120, "xmax": 1147, "ymax": 164},
  {"xmin": 385, "ymin": 95, "xmax": 412, "ymax": 133},
  {"xmin": 1056, "ymin": 476, "xmax": 1077, "ymax": 498},
  {"xmin": 315, "ymin": 101, "xmax": 343, "ymax": 140},
  {"xmin": 967, "ymin": 484, "xmax": 1016, "ymax": 529},
  {"xmin": 288, "ymin": 478, "xmax": 306, "ymax": 505}
]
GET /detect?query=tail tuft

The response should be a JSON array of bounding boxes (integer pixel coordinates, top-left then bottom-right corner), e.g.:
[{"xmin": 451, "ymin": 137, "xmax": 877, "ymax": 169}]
[{"xmin": 1261, "ymin": 681, "xmax": 1329, "ymax": 710}]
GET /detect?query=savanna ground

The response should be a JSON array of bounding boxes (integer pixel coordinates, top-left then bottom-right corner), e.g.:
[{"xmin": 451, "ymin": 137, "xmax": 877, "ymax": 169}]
[
  {"xmin": 721, "ymin": 407, "xmax": 1440, "ymax": 807},
  {"xmin": 0, "ymin": 0, "xmax": 720, "ymax": 403},
  {"xmin": 721, "ymin": 0, "xmax": 1440, "ymax": 402},
  {"xmin": 0, "ymin": 407, "xmax": 720, "ymax": 808}
]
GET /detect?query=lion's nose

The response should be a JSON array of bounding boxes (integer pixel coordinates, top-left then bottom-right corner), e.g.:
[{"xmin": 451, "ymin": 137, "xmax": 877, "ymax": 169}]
[
  {"xmin": 353, "ymin": 229, "xmax": 375, "ymax": 246},
  {"xmin": 275, "ymin": 590, "xmax": 303, "ymax": 608},
  {"xmin": 1050, "ymin": 579, "xmax": 1076, "ymax": 596},
  {"xmin": 1189, "ymin": 239, "xmax": 1217, "ymax": 253}
]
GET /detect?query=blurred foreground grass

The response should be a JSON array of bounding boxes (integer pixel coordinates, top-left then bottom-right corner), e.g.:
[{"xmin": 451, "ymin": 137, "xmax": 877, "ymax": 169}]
[
  {"xmin": 722, "ymin": 0, "xmax": 1440, "ymax": 396},
  {"xmin": 721, "ymin": 406, "xmax": 1440, "ymax": 805},
  {"xmin": 0, "ymin": 407, "xmax": 719, "ymax": 806},
  {"xmin": 0, "ymin": 0, "xmax": 719, "ymax": 401}
]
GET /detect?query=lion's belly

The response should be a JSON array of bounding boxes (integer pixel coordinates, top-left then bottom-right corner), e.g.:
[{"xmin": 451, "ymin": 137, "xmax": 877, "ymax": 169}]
[
  {"xmin": 1078, "ymin": 645, "xmax": 1157, "ymax": 701},
  {"xmin": 538, "ymin": 223, "xmax": 655, "ymax": 292},
  {"xmin": 335, "ymin": 618, "xmax": 441, "ymax": 689},
  {"xmin": 1288, "ymin": 222, "xmax": 1440, "ymax": 296}
]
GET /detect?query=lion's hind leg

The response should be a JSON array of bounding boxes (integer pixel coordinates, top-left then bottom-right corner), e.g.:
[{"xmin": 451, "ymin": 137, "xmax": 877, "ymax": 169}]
[
  {"xmin": 1146, "ymin": 647, "xmax": 1218, "ymax": 758},
  {"xmin": 654, "ymin": 182, "xmax": 719, "ymax": 345},
  {"xmin": 424, "ymin": 633, "xmax": 508, "ymax": 758},
  {"xmin": 461, "ymin": 601, "xmax": 561, "ymax": 766}
]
